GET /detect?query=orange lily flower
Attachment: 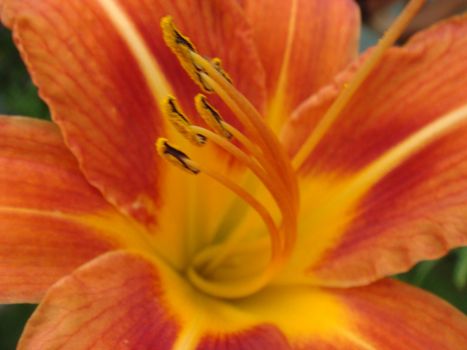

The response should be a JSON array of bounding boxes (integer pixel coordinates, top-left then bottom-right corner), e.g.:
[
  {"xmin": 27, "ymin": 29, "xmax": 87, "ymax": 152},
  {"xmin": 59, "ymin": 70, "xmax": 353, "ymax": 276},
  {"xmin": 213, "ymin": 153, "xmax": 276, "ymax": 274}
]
[{"xmin": 1, "ymin": 0, "xmax": 466, "ymax": 348}]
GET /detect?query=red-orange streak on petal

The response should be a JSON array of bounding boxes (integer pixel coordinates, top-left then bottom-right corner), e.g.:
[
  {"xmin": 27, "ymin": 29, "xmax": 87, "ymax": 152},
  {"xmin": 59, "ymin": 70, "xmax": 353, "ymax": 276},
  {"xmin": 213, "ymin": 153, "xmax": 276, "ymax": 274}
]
[
  {"xmin": 197, "ymin": 325, "xmax": 290, "ymax": 350},
  {"xmin": 116, "ymin": 0, "xmax": 266, "ymax": 129},
  {"xmin": 232, "ymin": 279, "xmax": 467, "ymax": 349},
  {"xmin": 286, "ymin": 16, "xmax": 467, "ymax": 173},
  {"xmin": 312, "ymin": 130, "xmax": 467, "ymax": 285},
  {"xmin": 294, "ymin": 280, "xmax": 467, "ymax": 349},
  {"xmin": 0, "ymin": 213, "xmax": 116, "ymax": 303},
  {"xmin": 0, "ymin": 117, "xmax": 111, "ymax": 212},
  {"xmin": 281, "ymin": 16, "xmax": 467, "ymax": 285},
  {"xmin": 18, "ymin": 251, "xmax": 180, "ymax": 350},
  {"xmin": 0, "ymin": 117, "xmax": 122, "ymax": 302},
  {"xmin": 2, "ymin": 0, "xmax": 166, "ymax": 227},
  {"xmin": 243, "ymin": 0, "xmax": 360, "ymax": 116},
  {"xmin": 333, "ymin": 279, "xmax": 467, "ymax": 350}
]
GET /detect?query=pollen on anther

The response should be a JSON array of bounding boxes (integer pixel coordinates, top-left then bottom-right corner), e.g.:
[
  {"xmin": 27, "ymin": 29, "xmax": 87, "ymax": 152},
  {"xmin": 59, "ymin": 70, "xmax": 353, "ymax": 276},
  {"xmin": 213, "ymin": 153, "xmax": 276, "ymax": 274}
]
[
  {"xmin": 211, "ymin": 58, "xmax": 233, "ymax": 84},
  {"xmin": 162, "ymin": 96, "xmax": 207, "ymax": 146},
  {"xmin": 195, "ymin": 94, "xmax": 233, "ymax": 139},
  {"xmin": 156, "ymin": 138, "xmax": 200, "ymax": 174},
  {"xmin": 160, "ymin": 16, "xmax": 213, "ymax": 92}
]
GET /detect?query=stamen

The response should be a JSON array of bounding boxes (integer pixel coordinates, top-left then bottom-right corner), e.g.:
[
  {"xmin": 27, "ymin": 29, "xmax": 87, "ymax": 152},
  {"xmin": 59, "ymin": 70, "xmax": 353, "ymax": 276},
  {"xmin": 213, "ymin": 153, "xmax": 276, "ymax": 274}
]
[
  {"xmin": 159, "ymin": 17, "xmax": 299, "ymax": 211},
  {"xmin": 195, "ymin": 94, "xmax": 233, "ymax": 139},
  {"xmin": 163, "ymin": 96, "xmax": 207, "ymax": 145},
  {"xmin": 192, "ymin": 58, "xmax": 300, "ymax": 210},
  {"xmin": 292, "ymin": 0, "xmax": 426, "ymax": 171},
  {"xmin": 191, "ymin": 92, "xmax": 298, "ymax": 254},
  {"xmin": 159, "ymin": 18, "xmax": 303, "ymax": 294},
  {"xmin": 188, "ymin": 124, "xmax": 293, "ymax": 247},
  {"xmin": 211, "ymin": 58, "xmax": 233, "ymax": 84},
  {"xmin": 161, "ymin": 95, "xmax": 294, "ymax": 262},
  {"xmin": 164, "ymin": 96, "xmax": 289, "ymax": 217},
  {"xmin": 220, "ymin": 121, "xmax": 263, "ymax": 160},
  {"xmin": 165, "ymin": 95, "xmax": 290, "ymax": 226},
  {"xmin": 189, "ymin": 160, "xmax": 282, "ymax": 264},
  {"xmin": 156, "ymin": 139, "xmax": 283, "ymax": 298},
  {"xmin": 161, "ymin": 16, "xmax": 213, "ymax": 92},
  {"xmin": 197, "ymin": 69, "xmax": 299, "ymax": 211},
  {"xmin": 156, "ymin": 138, "xmax": 200, "ymax": 174},
  {"xmin": 189, "ymin": 125, "xmax": 266, "ymax": 180}
]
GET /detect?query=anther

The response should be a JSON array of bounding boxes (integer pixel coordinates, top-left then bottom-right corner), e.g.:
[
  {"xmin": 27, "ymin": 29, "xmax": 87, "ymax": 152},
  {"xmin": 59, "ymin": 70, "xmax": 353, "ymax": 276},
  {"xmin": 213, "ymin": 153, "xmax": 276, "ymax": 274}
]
[
  {"xmin": 211, "ymin": 57, "xmax": 233, "ymax": 84},
  {"xmin": 162, "ymin": 96, "xmax": 207, "ymax": 145},
  {"xmin": 161, "ymin": 16, "xmax": 213, "ymax": 92},
  {"xmin": 156, "ymin": 138, "xmax": 200, "ymax": 174},
  {"xmin": 195, "ymin": 94, "xmax": 233, "ymax": 139}
]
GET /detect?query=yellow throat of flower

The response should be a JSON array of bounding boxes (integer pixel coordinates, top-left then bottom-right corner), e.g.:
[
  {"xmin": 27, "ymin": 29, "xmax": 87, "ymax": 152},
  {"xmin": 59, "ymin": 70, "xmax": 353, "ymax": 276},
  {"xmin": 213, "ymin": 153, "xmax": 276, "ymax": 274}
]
[{"xmin": 94, "ymin": 0, "xmax": 467, "ymax": 301}]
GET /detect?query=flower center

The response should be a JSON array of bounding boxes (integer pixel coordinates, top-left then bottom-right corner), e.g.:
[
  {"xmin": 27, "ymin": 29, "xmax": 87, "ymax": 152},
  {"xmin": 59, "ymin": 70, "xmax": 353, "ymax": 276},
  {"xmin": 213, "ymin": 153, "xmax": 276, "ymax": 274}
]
[
  {"xmin": 155, "ymin": 17, "xmax": 300, "ymax": 298},
  {"xmin": 95, "ymin": 0, "xmax": 431, "ymax": 300}
]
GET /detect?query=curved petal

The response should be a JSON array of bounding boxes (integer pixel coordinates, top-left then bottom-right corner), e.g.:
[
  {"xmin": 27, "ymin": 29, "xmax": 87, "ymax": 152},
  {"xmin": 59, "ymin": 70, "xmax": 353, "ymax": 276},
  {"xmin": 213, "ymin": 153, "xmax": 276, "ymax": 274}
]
[
  {"xmin": 242, "ymin": 0, "xmax": 360, "ymax": 128},
  {"xmin": 1, "ymin": 0, "xmax": 266, "ymax": 227},
  {"xmin": 18, "ymin": 251, "xmax": 286, "ymax": 350},
  {"xmin": 280, "ymin": 16, "xmax": 467, "ymax": 286},
  {"xmin": 18, "ymin": 251, "xmax": 180, "ymax": 350},
  {"xmin": 0, "ymin": 116, "xmax": 147, "ymax": 303},
  {"xmin": 237, "ymin": 279, "xmax": 467, "ymax": 349},
  {"xmin": 19, "ymin": 250, "xmax": 467, "ymax": 350}
]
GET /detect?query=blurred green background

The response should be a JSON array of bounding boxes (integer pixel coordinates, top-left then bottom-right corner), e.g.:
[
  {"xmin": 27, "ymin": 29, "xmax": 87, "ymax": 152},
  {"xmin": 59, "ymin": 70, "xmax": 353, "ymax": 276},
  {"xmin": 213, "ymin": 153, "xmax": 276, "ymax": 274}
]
[{"xmin": 0, "ymin": 3, "xmax": 466, "ymax": 349}]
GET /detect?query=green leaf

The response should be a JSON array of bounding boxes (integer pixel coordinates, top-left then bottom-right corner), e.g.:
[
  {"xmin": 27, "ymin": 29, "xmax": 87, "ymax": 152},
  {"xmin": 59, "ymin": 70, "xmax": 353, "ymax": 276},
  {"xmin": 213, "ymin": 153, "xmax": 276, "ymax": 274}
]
[{"xmin": 453, "ymin": 247, "xmax": 467, "ymax": 290}]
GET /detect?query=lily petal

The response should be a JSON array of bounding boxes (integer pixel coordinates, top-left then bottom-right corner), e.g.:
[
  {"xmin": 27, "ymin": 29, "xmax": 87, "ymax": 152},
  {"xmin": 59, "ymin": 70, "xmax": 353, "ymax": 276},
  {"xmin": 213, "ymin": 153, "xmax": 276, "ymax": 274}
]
[
  {"xmin": 242, "ymin": 0, "xmax": 360, "ymax": 129},
  {"xmin": 18, "ymin": 251, "xmax": 180, "ymax": 350},
  {"xmin": 281, "ymin": 16, "xmax": 467, "ymax": 286},
  {"xmin": 106, "ymin": 0, "xmax": 267, "ymax": 127},
  {"xmin": 19, "ymin": 250, "xmax": 467, "ymax": 349},
  {"xmin": 237, "ymin": 279, "xmax": 467, "ymax": 349},
  {"xmin": 1, "ymin": 0, "xmax": 166, "ymax": 226},
  {"xmin": 0, "ymin": 116, "xmax": 146, "ymax": 303},
  {"xmin": 1, "ymin": 0, "xmax": 266, "ymax": 227},
  {"xmin": 18, "ymin": 251, "xmax": 283, "ymax": 350}
]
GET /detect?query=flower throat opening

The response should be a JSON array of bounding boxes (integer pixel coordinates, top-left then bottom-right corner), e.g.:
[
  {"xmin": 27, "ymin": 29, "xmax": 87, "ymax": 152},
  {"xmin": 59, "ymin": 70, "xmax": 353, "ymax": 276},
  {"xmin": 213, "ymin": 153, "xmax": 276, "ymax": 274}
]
[
  {"xmin": 156, "ymin": 17, "xmax": 300, "ymax": 299},
  {"xmin": 96, "ymin": 0, "xmax": 427, "ymax": 299}
]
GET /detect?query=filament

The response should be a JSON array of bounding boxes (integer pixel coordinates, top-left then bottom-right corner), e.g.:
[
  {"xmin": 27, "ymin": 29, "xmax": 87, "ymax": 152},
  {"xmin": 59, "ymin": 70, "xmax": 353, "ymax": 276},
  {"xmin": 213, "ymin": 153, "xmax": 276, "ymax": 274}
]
[{"xmin": 191, "ymin": 54, "xmax": 300, "ymax": 209}]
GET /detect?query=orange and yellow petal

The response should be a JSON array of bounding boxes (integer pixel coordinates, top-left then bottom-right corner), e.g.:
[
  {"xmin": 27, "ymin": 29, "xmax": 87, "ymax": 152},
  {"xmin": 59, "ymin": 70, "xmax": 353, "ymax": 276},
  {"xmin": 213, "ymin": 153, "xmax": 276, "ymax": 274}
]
[
  {"xmin": 18, "ymin": 251, "xmax": 180, "ymax": 350},
  {"xmin": 1, "ymin": 0, "xmax": 167, "ymax": 227},
  {"xmin": 18, "ymin": 250, "xmax": 467, "ymax": 349},
  {"xmin": 325, "ymin": 279, "xmax": 467, "ymax": 349},
  {"xmin": 0, "ymin": 116, "xmax": 148, "ymax": 303},
  {"xmin": 17, "ymin": 250, "xmax": 344, "ymax": 349},
  {"xmin": 145, "ymin": 0, "xmax": 267, "ymax": 120},
  {"xmin": 280, "ymin": 16, "xmax": 467, "ymax": 286},
  {"xmin": 241, "ymin": 0, "xmax": 360, "ymax": 129},
  {"xmin": 236, "ymin": 278, "xmax": 467, "ymax": 349},
  {"xmin": 1, "ymin": 0, "xmax": 266, "ymax": 227}
]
